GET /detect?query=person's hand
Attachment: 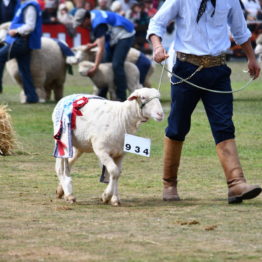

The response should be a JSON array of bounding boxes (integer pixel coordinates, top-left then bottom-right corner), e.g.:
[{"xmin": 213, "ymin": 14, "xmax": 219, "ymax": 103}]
[
  {"xmin": 87, "ymin": 66, "xmax": 98, "ymax": 77},
  {"xmin": 247, "ymin": 58, "xmax": 260, "ymax": 79},
  {"xmin": 8, "ymin": 29, "xmax": 17, "ymax": 37},
  {"xmin": 84, "ymin": 42, "xmax": 98, "ymax": 51},
  {"xmin": 153, "ymin": 45, "xmax": 169, "ymax": 63}
]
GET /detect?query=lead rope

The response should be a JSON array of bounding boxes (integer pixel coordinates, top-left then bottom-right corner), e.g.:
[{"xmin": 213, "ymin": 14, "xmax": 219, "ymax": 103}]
[
  {"xmin": 7, "ymin": 41, "xmax": 15, "ymax": 61},
  {"xmin": 158, "ymin": 61, "xmax": 254, "ymax": 94},
  {"xmin": 158, "ymin": 59, "xmax": 166, "ymax": 91}
]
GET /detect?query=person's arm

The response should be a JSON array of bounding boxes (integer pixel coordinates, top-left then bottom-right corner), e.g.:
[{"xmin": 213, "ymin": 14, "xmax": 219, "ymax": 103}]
[
  {"xmin": 147, "ymin": 0, "xmax": 179, "ymax": 63},
  {"xmin": 9, "ymin": 5, "xmax": 37, "ymax": 37},
  {"xmin": 241, "ymin": 38, "xmax": 260, "ymax": 79},
  {"xmin": 87, "ymin": 36, "xmax": 105, "ymax": 77},
  {"xmin": 149, "ymin": 34, "xmax": 169, "ymax": 63},
  {"xmin": 86, "ymin": 23, "xmax": 108, "ymax": 76},
  {"xmin": 228, "ymin": 0, "xmax": 260, "ymax": 79}
]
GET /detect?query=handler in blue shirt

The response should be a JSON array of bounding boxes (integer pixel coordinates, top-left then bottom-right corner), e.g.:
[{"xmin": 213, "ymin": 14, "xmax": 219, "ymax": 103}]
[
  {"xmin": 0, "ymin": 0, "xmax": 42, "ymax": 102},
  {"xmin": 73, "ymin": 9, "xmax": 135, "ymax": 101},
  {"xmin": 147, "ymin": 0, "xmax": 261, "ymax": 204}
]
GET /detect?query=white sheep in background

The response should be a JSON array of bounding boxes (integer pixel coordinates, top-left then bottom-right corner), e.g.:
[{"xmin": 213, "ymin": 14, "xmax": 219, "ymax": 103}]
[
  {"xmin": 78, "ymin": 60, "xmax": 141, "ymax": 100},
  {"xmin": 67, "ymin": 46, "xmax": 154, "ymax": 88},
  {"xmin": 7, "ymin": 37, "xmax": 67, "ymax": 103},
  {"xmin": 0, "ymin": 23, "xmax": 68, "ymax": 103},
  {"xmin": 52, "ymin": 88, "xmax": 164, "ymax": 206},
  {"xmin": 126, "ymin": 47, "xmax": 154, "ymax": 88}
]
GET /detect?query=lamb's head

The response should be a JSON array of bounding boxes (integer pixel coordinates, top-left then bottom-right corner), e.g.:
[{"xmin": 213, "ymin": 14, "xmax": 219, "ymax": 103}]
[
  {"xmin": 68, "ymin": 45, "xmax": 97, "ymax": 65},
  {"xmin": 128, "ymin": 88, "xmax": 164, "ymax": 122},
  {"xmin": 78, "ymin": 61, "xmax": 94, "ymax": 76},
  {"xmin": 66, "ymin": 46, "xmax": 86, "ymax": 65}
]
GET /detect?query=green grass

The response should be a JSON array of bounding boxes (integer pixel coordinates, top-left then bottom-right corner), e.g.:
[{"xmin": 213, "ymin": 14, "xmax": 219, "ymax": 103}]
[{"xmin": 0, "ymin": 60, "xmax": 262, "ymax": 262}]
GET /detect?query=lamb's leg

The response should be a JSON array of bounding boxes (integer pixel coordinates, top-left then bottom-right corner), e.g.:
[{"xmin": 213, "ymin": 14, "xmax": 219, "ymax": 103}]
[
  {"xmin": 35, "ymin": 86, "xmax": 46, "ymax": 103},
  {"xmin": 19, "ymin": 90, "xmax": 26, "ymax": 104},
  {"xmin": 45, "ymin": 88, "xmax": 51, "ymax": 101},
  {"xmin": 55, "ymin": 158, "xmax": 76, "ymax": 203},
  {"xmin": 102, "ymin": 157, "xmax": 120, "ymax": 205},
  {"xmin": 55, "ymin": 158, "xmax": 65, "ymax": 199},
  {"xmin": 53, "ymin": 84, "xmax": 64, "ymax": 102},
  {"xmin": 110, "ymin": 156, "xmax": 123, "ymax": 206},
  {"xmin": 108, "ymin": 83, "xmax": 117, "ymax": 101},
  {"xmin": 93, "ymin": 147, "xmax": 120, "ymax": 206},
  {"xmin": 68, "ymin": 147, "xmax": 83, "ymax": 169},
  {"xmin": 92, "ymin": 85, "xmax": 99, "ymax": 95}
]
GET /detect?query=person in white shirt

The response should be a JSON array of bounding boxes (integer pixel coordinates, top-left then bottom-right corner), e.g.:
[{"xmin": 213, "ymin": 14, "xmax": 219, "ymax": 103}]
[{"xmin": 147, "ymin": 0, "xmax": 261, "ymax": 204}]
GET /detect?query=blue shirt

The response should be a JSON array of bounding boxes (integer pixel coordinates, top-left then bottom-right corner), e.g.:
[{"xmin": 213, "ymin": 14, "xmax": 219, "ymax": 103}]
[
  {"xmin": 5, "ymin": 0, "xmax": 42, "ymax": 49},
  {"xmin": 147, "ymin": 0, "xmax": 251, "ymax": 56}
]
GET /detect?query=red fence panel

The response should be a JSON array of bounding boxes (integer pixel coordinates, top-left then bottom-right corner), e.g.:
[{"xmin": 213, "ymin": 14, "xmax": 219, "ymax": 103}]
[{"xmin": 42, "ymin": 24, "xmax": 90, "ymax": 48}]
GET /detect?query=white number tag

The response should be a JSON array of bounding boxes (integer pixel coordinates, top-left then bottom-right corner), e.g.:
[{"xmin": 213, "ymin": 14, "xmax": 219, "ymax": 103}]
[{"xmin": 124, "ymin": 134, "xmax": 151, "ymax": 157}]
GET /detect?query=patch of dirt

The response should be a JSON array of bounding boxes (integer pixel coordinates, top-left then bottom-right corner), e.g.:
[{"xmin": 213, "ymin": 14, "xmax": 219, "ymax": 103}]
[
  {"xmin": 176, "ymin": 220, "xmax": 200, "ymax": 226},
  {"xmin": 204, "ymin": 225, "xmax": 218, "ymax": 231}
]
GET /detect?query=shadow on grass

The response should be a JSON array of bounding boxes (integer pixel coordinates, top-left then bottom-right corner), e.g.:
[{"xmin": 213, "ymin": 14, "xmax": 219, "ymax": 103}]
[
  {"xmin": 75, "ymin": 197, "xmax": 227, "ymax": 208},
  {"xmin": 74, "ymin": 196, "xmax": 262, "ymax": 209}
]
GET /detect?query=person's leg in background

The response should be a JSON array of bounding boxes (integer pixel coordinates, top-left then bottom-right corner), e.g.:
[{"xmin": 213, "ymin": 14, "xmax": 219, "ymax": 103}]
[
  {"xmin": 14, "ymin": 38, "xmax": 38, "ymax": 103},
  {"xmin": 97, "ymin": 45, "xmax": 114, "ymax": 98},
  {"xmin": 112, "ymin": 36, "xmax": 134, "ymax": 101}
]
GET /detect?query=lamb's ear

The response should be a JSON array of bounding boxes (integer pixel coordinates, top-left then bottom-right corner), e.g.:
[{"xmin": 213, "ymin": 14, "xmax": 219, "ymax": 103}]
[
  {"xmin": 128, "ymin": 95, "xmax": 138, "ymax": 101},
  {"xmin": 128, "ymin": 89, "xmax": 142, "ymax": 101}
]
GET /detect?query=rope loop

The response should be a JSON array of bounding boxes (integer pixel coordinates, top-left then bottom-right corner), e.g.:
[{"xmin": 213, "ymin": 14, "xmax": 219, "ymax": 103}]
[{"xmin": 158, "ymin": 62, "xmax": 254, "ymax": 94}]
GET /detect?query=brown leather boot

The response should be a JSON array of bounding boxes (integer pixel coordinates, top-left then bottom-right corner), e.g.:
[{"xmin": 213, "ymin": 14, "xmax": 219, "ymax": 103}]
[
  {"xmin": 216, "ymin": 139, "xmax": 261, "ymax": 204},
  {"xmin": 163, "ymin": 136, "xmax": 183, "ymax": 201}
]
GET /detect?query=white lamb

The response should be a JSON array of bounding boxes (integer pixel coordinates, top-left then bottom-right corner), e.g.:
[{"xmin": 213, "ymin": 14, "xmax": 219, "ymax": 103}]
[
  {"xmin": 67, "ymin": 46, "xmax": 154, "ymax": 88},
  {"xmin": 78, "ymin": 60, "xmax": 141, "ymax": 100},
  {"xmin": 52, "ymin": 88, "xmax": 164, "ymax": 206},
  {"xmin": 0, "ymin": 23, "xmax": 68, "ymax": 102}
]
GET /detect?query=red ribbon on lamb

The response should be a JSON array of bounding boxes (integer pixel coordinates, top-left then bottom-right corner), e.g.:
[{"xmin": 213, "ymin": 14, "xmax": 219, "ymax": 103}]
[{"xmin": 71, "ymin": 97, "xmax": 89, "ymax": 129}]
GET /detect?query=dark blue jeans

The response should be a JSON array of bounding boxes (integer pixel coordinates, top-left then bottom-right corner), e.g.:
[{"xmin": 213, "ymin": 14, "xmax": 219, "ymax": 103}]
[
  {"xmin": 0, "ymin": 38, "xmax": 38, "ymax": 102},
  {"xmin": 104, "ymin": 35, "xmax": 134, "ymax": 101},
  {"xmin": 166, "ymin": 60, "xmax": 235, "ymax": 145}
]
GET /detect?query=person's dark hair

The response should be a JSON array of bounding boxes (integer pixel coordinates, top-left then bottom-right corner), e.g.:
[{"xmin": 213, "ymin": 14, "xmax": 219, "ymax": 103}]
[{"xmin": 84, "ymin": 10, "xmax": 91, "ymax": 19}]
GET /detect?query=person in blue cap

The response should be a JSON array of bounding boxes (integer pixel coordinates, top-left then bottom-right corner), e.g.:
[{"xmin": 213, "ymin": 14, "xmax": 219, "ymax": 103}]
[{"xmin": 73, "ymin": 9, "xmax": 135, "ymax": 101}]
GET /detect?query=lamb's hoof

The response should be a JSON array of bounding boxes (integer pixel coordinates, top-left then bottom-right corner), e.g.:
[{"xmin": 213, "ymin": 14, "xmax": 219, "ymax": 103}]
[
  {"xmin": 110, "ymin": 196, "xmax": 121, "ymax": 207},
  {"xmin": 39, "ymin": 98, "xmax": 46, "ymax": 103},
  {"xmin": 64, "ymin": 195, "xmax": 76, "ymax": 203},
  {"xmin": 56, "ymin": 185, "xmax": 64, "ymax": 199},
  {"xmin": 101, "ymin": 192, "xmax": 112, "ymax": 204}
]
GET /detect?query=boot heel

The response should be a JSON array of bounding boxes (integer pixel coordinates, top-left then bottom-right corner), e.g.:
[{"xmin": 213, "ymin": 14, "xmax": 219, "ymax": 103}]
[{"xmin": 228, "ymin": 196, "xmax": 242, "ymax": 204}]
